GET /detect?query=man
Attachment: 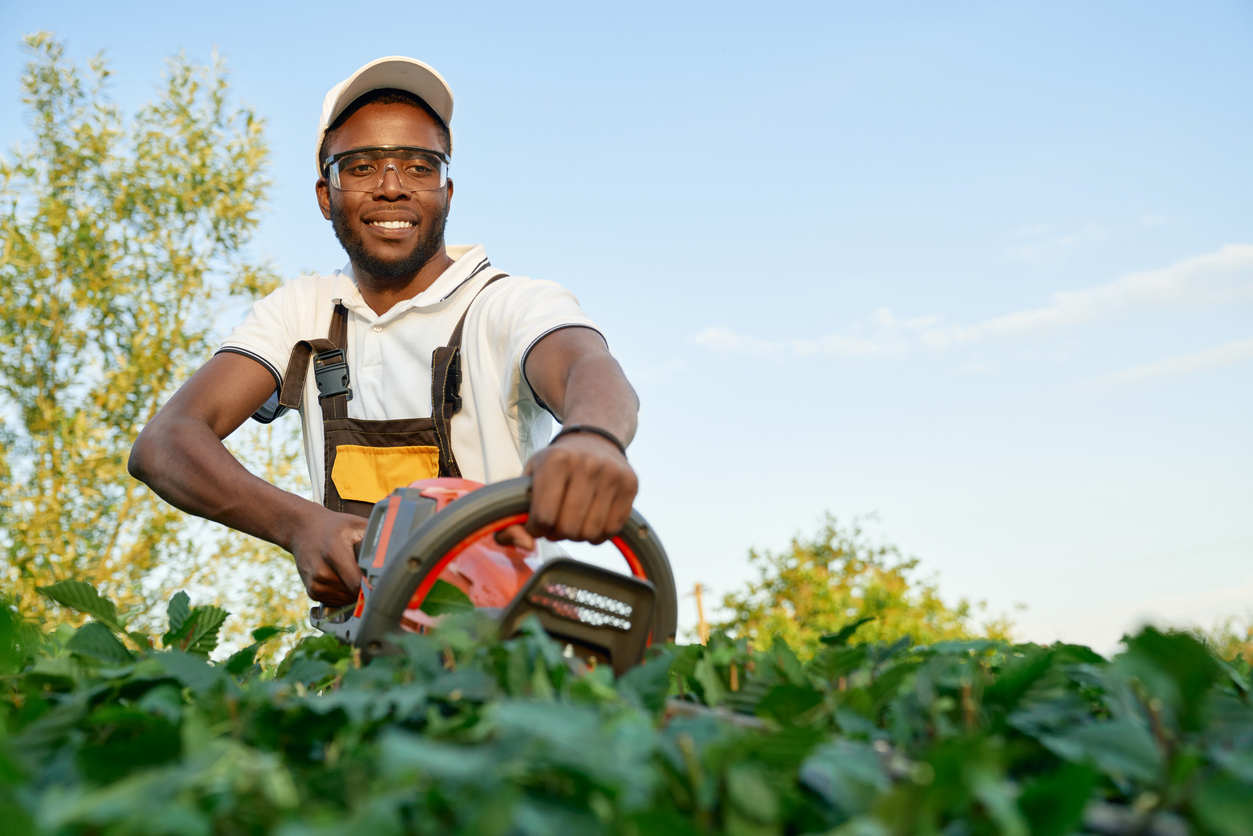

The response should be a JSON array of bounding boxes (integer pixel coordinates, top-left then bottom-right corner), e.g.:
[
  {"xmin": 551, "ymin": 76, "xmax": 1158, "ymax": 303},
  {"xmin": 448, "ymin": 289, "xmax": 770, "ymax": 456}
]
[{"xmin": 129, "ymin": 56, "xmax": 640, "ymax": 608}]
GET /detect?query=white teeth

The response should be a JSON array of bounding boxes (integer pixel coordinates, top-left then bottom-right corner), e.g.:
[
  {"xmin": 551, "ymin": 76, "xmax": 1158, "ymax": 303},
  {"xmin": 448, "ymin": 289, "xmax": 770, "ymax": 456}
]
[{"xmin": 371, "ymin": 220, "xmax": 414, "ymax": 229}]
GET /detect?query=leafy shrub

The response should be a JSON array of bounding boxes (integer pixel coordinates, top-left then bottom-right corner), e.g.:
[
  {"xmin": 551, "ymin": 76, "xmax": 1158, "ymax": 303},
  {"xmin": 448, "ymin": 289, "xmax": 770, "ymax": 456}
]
[
  {"xmin": 718, "ymin": 516, "xmax": 1014, "ymax": 657},
  {"xmin": 1, "ymin": 583, "xmax": 1251, "ymax": 835}
]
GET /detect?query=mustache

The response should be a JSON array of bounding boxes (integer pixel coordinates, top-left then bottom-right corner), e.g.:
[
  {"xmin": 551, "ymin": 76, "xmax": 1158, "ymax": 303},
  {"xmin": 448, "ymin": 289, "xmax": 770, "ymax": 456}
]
[{"xmin": 329, "ymin": 199, "xmax": 449, "ymax": 282}]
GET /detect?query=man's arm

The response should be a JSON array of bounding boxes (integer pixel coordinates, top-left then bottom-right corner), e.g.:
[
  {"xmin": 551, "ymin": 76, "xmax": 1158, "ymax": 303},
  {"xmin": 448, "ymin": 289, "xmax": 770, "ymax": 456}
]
[
  {"xmin": 128, "ymin": 353, "xmax": 366, "ymax": 605},
  {"xmin": 522, "ymin": 326, "xmax": 640, "ymax": 544}
]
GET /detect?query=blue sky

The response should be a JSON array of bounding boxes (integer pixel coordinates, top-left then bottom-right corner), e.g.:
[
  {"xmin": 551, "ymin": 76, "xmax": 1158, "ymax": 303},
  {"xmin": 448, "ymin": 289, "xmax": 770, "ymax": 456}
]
[{"xmin": 3, "ymin": 1, "xmax": 1251, "ymax": 650}]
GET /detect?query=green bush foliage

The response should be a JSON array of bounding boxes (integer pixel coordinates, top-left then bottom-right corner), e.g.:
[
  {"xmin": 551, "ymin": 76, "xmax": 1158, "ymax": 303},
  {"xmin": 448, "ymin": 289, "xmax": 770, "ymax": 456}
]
[
  {"xmin": 2, "ymin": 584, "xmax": 1252, "ymax": 836},
  {"xmin": 718, "ymin": 516, "xmax": 1014, "ymax": 658}
]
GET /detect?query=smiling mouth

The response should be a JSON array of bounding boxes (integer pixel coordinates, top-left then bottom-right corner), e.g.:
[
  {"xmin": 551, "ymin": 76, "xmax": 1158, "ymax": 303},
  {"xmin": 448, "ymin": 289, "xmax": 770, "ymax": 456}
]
[{"xmin": 370, "ymin": 220, "xmax": 415, "ymax": 230}]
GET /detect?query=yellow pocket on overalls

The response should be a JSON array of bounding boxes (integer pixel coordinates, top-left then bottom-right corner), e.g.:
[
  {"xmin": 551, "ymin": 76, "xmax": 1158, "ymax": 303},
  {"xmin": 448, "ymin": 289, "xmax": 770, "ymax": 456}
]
[{"xmin": 331, "ymin": 445, "xmax": 441, "ymax": 504}]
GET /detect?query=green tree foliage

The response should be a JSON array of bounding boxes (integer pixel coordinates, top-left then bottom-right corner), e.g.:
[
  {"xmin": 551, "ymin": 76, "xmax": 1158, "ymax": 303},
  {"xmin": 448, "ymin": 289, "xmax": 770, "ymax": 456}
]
[
  {"xmin": 1203, "ymin": 614, "xmax": 1253, "ymax": 666},
  {"xmin": 0, "ymin": 33, "xmax": 291, "ymax": 626},
  {"xmin": 718, "ymin": 515, "xmax": 1013, "ymax": 657},
  {"xmin": 2, "ymin": 584, "xmax": 1252, "ymax": 835}
]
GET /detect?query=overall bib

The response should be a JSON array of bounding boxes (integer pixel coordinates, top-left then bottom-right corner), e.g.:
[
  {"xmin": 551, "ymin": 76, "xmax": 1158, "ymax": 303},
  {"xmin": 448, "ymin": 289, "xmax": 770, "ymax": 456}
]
[{"xmin": 276, "ymin": 269, "xmax": 509, "ymax": 518}]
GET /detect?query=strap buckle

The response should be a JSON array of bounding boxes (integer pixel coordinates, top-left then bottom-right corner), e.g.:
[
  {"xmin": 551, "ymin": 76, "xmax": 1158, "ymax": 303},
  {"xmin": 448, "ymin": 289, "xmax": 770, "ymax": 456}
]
[
  {"xmin": 313, "ymin": 348, "xmax": 352, "ymax": 401},
  {"xmin": 444, "ymin": 348, "xmax": 463, "ymax": 412}
]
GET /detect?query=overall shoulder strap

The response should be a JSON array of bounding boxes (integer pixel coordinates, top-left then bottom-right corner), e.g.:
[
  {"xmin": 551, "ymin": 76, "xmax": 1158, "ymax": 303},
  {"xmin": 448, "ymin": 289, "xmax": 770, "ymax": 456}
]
[
  {"xmin": 431, "ymin": 270, "xmax": 510, "ymax": 476},
  {"xmin": 277, "ymin": 303, "xmax": 351, "ymax": 420}
]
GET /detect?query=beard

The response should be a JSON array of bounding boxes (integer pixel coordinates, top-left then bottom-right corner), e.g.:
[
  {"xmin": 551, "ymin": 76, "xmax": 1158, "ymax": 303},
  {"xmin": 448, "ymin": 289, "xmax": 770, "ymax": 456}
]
[{"xmin": 329, "ymin": 198, "xmax": 449, "ymax": 282}]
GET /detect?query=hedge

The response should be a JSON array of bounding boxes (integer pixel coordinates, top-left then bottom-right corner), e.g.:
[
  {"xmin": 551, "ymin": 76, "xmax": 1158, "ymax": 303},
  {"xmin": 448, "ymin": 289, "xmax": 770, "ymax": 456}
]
[{"xmin": 1, "ymin": 581, "xmax": 1251, "ymax": 835}]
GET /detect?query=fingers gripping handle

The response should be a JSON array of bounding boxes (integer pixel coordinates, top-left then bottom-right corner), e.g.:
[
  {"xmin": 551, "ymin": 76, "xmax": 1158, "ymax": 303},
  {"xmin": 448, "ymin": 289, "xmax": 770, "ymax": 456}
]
[{"xmin": 353, "ymin": 476, "xmax": 678, "ymax": 659}]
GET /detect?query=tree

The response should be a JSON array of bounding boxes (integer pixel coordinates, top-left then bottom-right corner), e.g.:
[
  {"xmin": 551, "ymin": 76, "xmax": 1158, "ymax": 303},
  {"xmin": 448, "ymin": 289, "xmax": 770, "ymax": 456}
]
[
  {"xmin": 717, "ymin": 515, "xmax": 1013, "ymax": 658},
  {"xmin": 0, "ymin": 32, "xmax": 300, "ymax": 630}
]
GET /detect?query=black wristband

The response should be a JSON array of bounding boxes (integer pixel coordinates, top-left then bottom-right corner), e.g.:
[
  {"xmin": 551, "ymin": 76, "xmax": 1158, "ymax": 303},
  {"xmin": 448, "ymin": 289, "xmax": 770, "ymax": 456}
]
[{"xmin": 550, "ymin": 424, "xmax": 628, "ymax": 457}]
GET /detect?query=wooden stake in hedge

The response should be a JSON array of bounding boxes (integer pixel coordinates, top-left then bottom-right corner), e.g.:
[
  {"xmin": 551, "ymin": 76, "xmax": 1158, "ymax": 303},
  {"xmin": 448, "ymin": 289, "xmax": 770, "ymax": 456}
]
[{"xmin": 693, "ymin": 583, "xmax": 710, "ymax": 645}]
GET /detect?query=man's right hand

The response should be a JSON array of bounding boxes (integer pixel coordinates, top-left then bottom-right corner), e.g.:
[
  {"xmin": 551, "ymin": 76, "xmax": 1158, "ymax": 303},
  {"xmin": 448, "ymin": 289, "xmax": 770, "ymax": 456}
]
[
  {"xmin": 288, "ymin": 508, "xmax": 369, "ymax": 606},
  {"xmin": 129, "ymin": 353, "xmax": 372, "ymax": 608}
]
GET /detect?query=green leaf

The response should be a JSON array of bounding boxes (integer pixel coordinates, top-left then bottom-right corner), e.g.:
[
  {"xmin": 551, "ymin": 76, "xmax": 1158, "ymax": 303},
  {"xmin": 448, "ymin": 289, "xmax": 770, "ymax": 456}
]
[
  {"xmin": 867, "ymin": 660, "xmax": 919, "ymax": 713},
  {"xmin": 419, "ymin": 579, "xmax": 475, "ymax": 616},
  {"xmin": 431, "ymin": 668, "xmax": 496, "ymax": 702},
  {"xmin": 251, "ymin": 624, "xmax": 289, "ymax": 643},
  {"xmin": 37, "ymin": 581, "xmax": 124, "ymax": 630},
  {"xmin": 165, "ymin": 591, "xmax": 191, "ymax": 636},
  {"xmin": 76, "ymin": 705, "xmax": 180, "ymax": 783},
  {"xmin": 809, "ymin": 645, "xmax": 868, "ymax": 683},
  {"xmin": 693, "ymin": 656, "xmax": 725, "ymax": 707},
  {"xmin": 1017, "ymin": 763, "xmax": 1098, "ymax": 836},
  {"xmin": 742, "ymin": 724, "xmax": 824, "ymax": 768},
  {"xmin": 379, "ymin": 729, "xmax": 500, "ymax": 784},
  {"xmin": 724, "ymin": 677, "xmax": 774, "ymax": 716},
  {"xmin": 1121, "ymin": 626, "xmax": 1222, "ymax": 732},
  {"xmin": 626, "ymin": 810, "xmax": 703, "ymax": 836},
  {"xmin": 1193, "ymin": 771, "xmax": 1253, "ymax": 836},
  {"xmin": 757, "ymin": 683, "xmax": 824, "ymax": 724},
  {"xmin": 1053, "ymin": 643, "xmax": 1107, "ymax": 665},
  {"xmin": 984, "ymin": 647, "xmax": 1054, "ymax": 708},
  {"xmin": 928, "ymin": 639, "xmax": 1000, "ymax": 655},
  {"xmin": 65, "ymin": 621, "xmax": 133, "ymax": 665},
  {"xmin": 283, "ymin": 658, "xmax": 337, "ymax": 688},
  {"xmin": 820, "ymin": 616, "xmax": 876, "ymax": 647},
  {"xmin": 618, "ymin": 649, "xmax": 675, "ymax": 714},
  {"xmin": 153, "ymin": 650, "xmax": 232, "ymax": 697},
  {"xmin": 224, "ymin": 644, "xmax": 260, "ymax": 676},
  {"xmin": 135, "ymin": 683, "xmax": 184, "ymax": 723},
  {"xmin": 276, "ymin": 632, "xmax": 354, "ymax": 678},
  {"xmin": 968, "ymin": 764, "xmax": 1028, "ymax": 836},
  {"xmin": 168, "ymin": 605, "xmax": 228, "ymax": 656},
  {"xmin": 768, "ymin": 638, "xmax": 809, "ymax": 686},
  {"xmin": 0, "ymin": 601, "xmax": 41, "ymax": 674},
  {"xmin": 1045, "ymin": 720, "xmax": 1164, "ymax": 784},
  {"xmin": 800, "ymin": 740, "xmax": 889, "ymax": 816},
  {"xmin": 726, "ymin": 763, "xmax": 780, "ymax": 824}
]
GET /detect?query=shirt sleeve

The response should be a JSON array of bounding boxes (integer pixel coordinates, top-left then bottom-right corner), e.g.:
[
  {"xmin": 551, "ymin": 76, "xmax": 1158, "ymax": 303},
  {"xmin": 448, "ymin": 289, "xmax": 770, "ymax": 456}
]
[
  {"xmin": 216, "ymin": 280, "xmax": 304, "ymax": 424},
  {"xmin": 473, "ymin": 277, "xmax": 602, "ymax": 417}
]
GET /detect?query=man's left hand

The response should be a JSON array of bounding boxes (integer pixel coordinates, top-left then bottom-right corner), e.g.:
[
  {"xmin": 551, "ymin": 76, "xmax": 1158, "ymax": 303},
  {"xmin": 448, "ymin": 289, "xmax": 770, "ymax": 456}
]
[{"xmin": 522, "ymin": 430, "xmax": 638, "ymax": 544}]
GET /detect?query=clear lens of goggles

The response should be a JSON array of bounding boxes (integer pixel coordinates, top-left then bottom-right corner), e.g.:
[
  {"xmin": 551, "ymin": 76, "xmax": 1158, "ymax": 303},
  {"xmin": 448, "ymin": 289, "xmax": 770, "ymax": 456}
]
[{"xmin": 326, "ymin": 146, "xmax": 448, "ymax": 192}]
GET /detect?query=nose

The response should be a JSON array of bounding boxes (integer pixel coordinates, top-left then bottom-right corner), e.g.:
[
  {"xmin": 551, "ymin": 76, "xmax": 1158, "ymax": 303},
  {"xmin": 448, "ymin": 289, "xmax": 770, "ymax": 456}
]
[{"xmin": 375, "ymin": 163, "xmax": 408, "ymax": 197}]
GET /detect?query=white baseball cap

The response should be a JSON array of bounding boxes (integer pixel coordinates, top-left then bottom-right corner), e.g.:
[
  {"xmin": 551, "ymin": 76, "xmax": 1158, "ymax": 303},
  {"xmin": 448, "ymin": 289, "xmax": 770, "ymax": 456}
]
[{"xmin": 315, "ymin": 56, "xmax": 454, "ymax": 174}]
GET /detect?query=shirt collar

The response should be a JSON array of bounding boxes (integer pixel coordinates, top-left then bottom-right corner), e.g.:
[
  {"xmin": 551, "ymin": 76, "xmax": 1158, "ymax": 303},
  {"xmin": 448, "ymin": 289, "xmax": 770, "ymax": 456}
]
[{"xmin": 330, "ymin": 244, "xmax": 491, "ymax": 322}]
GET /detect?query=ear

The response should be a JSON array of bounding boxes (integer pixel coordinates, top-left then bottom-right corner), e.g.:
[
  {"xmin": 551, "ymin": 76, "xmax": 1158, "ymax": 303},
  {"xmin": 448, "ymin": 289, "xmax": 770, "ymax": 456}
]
[
  {"xmin": 316, "ymin": 176, "xmax": 332, "ymax": 220},
  {"xmin": 445, "ymin": 177, "xmax": 454, "ymax": 208}
]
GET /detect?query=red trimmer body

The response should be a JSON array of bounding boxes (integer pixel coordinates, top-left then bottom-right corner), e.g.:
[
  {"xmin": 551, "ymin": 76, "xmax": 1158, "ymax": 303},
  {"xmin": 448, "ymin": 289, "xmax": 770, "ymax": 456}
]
[{"xmin": 312, "ymin": 477, "xmax": 678, "ymax": 674}]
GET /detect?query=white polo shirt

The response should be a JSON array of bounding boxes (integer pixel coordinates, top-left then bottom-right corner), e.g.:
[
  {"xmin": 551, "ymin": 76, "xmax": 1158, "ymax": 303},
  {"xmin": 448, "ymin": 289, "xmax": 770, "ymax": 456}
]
[{"xmin": 218, "ymin": 245, "xmax": 600, "ymax": 501}]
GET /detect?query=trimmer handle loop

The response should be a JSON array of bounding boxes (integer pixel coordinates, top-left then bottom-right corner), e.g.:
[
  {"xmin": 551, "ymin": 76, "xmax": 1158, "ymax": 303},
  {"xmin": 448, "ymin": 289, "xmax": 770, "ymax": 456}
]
[{"xmin": 353, "ymin": 476, "xmax": 678, "ymax": 659}]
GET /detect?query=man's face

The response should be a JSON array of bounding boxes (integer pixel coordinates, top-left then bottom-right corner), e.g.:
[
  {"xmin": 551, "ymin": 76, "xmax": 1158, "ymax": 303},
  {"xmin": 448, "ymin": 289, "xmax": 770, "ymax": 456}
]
[{"xmin": 316, "ymin": 102, "xmax": 452, "ymax": 283}]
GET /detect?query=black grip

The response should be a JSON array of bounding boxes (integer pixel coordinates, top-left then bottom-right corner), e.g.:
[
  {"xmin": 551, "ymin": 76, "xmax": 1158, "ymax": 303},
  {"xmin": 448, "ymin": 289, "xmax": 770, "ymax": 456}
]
[{"xmin": 353, "ymin": 476, "xmax": 678, "ymax": 658}]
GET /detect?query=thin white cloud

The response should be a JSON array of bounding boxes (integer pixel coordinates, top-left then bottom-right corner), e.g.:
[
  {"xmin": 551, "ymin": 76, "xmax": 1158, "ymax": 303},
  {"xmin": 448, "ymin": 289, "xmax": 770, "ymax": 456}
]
[
  {"xmin": 690, "ymin": 326, "xmax": 782, "ymax": 356},
  {"xmin": 692, "ymin": 244, "xmax": 1253, "ymax": 363},
  {"xmin": 1006, "ymin": 223, "xmax": 1107, "ymax": 261},
  {"xmin": 1083, "ymin": 337, "xmax": 1253, "ymax": 390},
  {"xmin": 921, "ymin": 244, "xmax": 1253, "ymax": 348}
]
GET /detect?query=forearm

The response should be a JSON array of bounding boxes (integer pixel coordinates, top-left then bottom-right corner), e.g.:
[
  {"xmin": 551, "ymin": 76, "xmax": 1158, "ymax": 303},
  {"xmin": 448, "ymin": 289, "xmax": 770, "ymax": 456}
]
[
  {"xmin": 546, "ymin": 352, "xmax": 639, "ymax": 446},
  {"xmin": 519, "ymin": 325, "xmax": 640, "ymax": 542},
  {"xmin": 129, "ymin": 416, "xmax": 318, "ymax": 553}
]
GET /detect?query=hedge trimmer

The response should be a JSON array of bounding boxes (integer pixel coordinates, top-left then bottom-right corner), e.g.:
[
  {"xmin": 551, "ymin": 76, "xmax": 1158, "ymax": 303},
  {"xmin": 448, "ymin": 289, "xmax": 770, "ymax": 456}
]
[{"xmin": 312, "ymin": 477, "xmax": 678, "ymax": 675}]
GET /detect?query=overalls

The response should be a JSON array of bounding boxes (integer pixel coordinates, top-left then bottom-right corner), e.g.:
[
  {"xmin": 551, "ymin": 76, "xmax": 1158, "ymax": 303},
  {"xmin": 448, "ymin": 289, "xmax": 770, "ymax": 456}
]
[{"xmin": 276, "ymin": 269, "xmax": 509, "ymax": 518}]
